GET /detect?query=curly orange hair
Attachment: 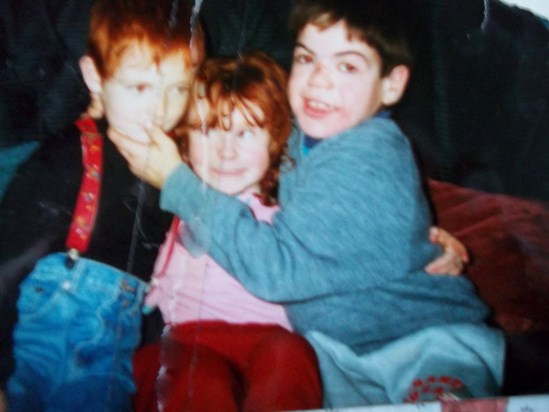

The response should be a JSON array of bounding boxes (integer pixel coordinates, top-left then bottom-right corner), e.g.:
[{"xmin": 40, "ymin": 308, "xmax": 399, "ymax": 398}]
[{"xmin": 177, "ymin": 51, "xmax": 293, "ymax": 205}]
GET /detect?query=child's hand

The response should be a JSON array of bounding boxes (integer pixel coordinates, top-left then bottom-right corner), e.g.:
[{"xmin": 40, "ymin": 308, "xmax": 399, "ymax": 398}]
[
  {"xmin": 425, "ymin": 226, "xmax": 470, "ymax": 276},
  {"xmin": 108, "ymin": 124, "xmax": 183, "ymax": 189}
]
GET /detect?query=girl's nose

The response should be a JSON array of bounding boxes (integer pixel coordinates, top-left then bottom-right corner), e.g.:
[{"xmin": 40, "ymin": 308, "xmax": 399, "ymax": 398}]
[{"xmin": 218, "ymin": 134, "xmax": 237, "ymax": 159}]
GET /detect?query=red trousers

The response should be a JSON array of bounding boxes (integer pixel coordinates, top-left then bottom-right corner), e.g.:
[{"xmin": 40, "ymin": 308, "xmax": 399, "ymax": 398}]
[{"xmin": 133, "ymin": 321, "xmax": 323, "ymax": 412}]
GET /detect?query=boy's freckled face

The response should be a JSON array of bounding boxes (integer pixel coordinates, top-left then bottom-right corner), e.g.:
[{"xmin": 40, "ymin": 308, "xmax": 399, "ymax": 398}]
[
  {"xmin": 288, "ymin": 21, "xmax": 387, "ymax": 139},
  {"xmin": 188, "ymin": 105, "xmax": 270, "ymax": 196},
  {"xmin": 100, "ymin": 44, "xmax": 192, "ymax": 142}
]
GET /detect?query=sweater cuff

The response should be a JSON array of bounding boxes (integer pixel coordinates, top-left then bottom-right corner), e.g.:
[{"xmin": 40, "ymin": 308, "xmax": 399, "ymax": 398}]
[
  {"xmin": 159, "ymin": 163, "xmax": 217, "ymax": 256},
  {"xmin": 160, "ymin": 163, "xmax": 213, "ymax": 220}
]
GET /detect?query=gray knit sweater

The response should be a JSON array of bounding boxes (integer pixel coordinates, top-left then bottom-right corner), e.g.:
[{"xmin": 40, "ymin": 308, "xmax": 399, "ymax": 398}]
[{"xmin": 160, "ymin": 117, "xmax": 490, "ymax": 355}]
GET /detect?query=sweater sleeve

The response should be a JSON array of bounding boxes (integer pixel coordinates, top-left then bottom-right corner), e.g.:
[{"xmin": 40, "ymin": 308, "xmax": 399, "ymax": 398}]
[{"xmin": 160, "ymin": 119, "xmax": 438, "ymax": 302}]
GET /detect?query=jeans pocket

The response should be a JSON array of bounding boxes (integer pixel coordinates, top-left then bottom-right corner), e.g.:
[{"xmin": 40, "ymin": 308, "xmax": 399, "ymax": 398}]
[{"xmin": 17, "ymin": 262, "xmax": 65, "ymax": 322}]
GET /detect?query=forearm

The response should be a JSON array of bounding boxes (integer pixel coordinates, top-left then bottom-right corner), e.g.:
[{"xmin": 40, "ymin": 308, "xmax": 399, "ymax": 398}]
[{"xmin": 159, "ymin": 139, "xmax": 431, "ymax": 302}]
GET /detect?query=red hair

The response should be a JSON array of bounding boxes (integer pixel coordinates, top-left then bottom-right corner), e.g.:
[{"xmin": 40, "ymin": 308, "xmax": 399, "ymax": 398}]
[
  {"xmin": 87, "ymin": 0, "xmax": 204, "ymax": 79},
  {"xmin": 177, "ymin": 51, "xmax": 293, "ymax": 205}
]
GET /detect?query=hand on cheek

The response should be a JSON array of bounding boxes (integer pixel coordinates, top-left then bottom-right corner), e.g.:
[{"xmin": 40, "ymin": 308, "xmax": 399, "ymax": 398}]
[{"xmin": 108, "ymin": 124, "xmax": 183, "ymax": 189}]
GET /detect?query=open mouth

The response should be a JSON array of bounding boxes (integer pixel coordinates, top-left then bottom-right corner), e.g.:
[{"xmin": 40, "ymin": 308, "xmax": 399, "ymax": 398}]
[{"xmin": 303, "ymin": 98, "xmax": 335, "ymax": 117}]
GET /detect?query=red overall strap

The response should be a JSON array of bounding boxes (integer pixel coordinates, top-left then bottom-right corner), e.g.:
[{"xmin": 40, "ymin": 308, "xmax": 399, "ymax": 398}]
[{"xmin": 65, "ymin": 116, "xmax": 103, "ymax": 260}]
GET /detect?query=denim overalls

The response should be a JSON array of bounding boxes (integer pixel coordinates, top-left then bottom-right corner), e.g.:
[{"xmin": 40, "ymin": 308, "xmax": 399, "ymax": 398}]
[
  {"xmin": 7, "ymin": 118, "xmax": 149, "ymax": 411},
  {"xmin": 7, "ymin": 253, "xmax": 147, "ymax": 412}
]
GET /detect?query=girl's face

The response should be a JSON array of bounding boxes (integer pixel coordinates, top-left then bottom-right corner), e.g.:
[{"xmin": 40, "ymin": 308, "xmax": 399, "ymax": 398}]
[{"xmin": 188, "ymin": 104, "xmax": 271, "ymax": 196}]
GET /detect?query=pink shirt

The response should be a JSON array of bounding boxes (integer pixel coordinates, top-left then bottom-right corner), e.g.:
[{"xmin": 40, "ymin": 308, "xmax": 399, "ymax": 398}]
[{"xmin": 145, "ymin": 194, "xmax": 292, "ymax": 330}]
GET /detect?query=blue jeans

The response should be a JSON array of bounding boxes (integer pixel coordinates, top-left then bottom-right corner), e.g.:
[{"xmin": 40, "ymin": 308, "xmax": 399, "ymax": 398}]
[{"xmin": 7, "ymin": 253, "xmax": 147, "ymax": 412}]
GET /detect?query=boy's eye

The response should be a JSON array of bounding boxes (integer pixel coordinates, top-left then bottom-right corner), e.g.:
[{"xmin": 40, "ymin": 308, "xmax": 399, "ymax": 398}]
[
  {"xmin": 130, "ymin": 83, "xmax": 151, "ymax": 93},
  {"xmin": 294, "ymin": 53, "xmax": 313, "ymax": 65},
  {"xmin": 338, "ymin": 62, "xmax": 357, "ymax": 73},
  {"xmin": 172, "ymin": 85, "xmax": 189, "ymax": 95}
]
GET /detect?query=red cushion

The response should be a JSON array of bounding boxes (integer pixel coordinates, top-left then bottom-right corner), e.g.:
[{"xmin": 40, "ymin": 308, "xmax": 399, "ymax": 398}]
[{"xmin": 428, "ymin": 179, "xmax": 549, "ymax": 334}]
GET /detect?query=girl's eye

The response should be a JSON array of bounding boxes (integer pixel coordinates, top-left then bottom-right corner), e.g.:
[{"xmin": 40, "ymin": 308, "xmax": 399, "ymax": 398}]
[{"xmin": 238, "ymin": 129, "xmax": 254, "ymax": 139}]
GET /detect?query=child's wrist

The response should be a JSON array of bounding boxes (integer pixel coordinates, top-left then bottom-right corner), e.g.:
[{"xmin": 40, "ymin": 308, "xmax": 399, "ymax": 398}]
[{"xmin": 160, "ymin": 160, "xmax": 182, "ymax": 188}]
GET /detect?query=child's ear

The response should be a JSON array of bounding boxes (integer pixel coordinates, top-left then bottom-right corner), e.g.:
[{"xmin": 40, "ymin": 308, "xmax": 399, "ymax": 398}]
[
  {"xmin": 79, "ymin": 55, "xmax": 103, "ymax": 94},
  {"xmin": 380, "ymin": 65, "xmax": 410, "ymax": 107},
  {"xmin": 79, "ymin": 56, "xmax": 105, "ymax": 118}
]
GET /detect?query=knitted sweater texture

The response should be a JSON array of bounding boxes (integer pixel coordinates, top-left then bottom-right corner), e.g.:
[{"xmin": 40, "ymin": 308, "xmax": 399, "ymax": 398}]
[{"xmin": 161, "ymin": 117, "xmax": 489, "ymax": 354}]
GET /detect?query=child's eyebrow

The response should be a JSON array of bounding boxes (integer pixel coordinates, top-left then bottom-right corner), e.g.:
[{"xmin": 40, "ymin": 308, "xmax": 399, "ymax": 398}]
[
  {"xmin": 295, "ymin": 42, "xmax": 370, "ymax": 63},
  {"xmin": 294, "ymin": 41, "xmax": 312, "ymax": 52},
  {"xmin": 333, "ymin": 51, "xmax": 370, "ymax": 63}
]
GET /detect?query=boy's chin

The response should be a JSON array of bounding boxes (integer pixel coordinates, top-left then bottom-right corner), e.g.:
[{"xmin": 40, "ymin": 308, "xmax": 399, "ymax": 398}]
[
  {"xmin": 115, "ymin": 127, "xmax": 151, "ymax": 143},
  {"xmin": 130, "ymin": 133, "xmax": 151, "ymax": 143},
  {"xmin": 298, "ymin": 118, "xmax": 337, "ymax": 140},
  {"xmin": 300, "ymin": 118, "xmax": 353, "ymax": 140},
  {"xmin": 300, "ymin": 126, "xmax": 332, "ymax": 140}
]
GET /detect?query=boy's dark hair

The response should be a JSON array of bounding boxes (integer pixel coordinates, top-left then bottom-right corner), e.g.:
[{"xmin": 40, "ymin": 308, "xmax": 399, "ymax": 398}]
[{"xmin": 289, "ymin": 0, "xmax": 422, "ymax": 76}]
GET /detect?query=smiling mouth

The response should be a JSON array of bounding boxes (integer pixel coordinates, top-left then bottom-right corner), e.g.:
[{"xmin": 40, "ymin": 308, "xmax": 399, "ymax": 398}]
[
  {"xmin": 211, "ymin": 168, "xmax": 245, "ymax": 177},
  {"xmin": 304, "ymin": 98, "xmax": 335, "ymax": 117}
]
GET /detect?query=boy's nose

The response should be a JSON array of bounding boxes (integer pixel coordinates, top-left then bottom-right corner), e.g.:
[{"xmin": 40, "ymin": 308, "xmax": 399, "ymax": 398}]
[
  {"xmin": 152, "ymin": 92, "xmax": 167, "ymax": 123},
  {"xmin": 308, "ymin": 63, "xmax": 332, "ymax": 88}
]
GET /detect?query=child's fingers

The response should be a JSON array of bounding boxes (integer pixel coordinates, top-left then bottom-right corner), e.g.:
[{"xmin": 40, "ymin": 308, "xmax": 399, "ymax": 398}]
[
  {"xmin": 430, "ymin": 226, "xmax": 470, "ymax": 263},
  {"xmin": 426, "ymin": 226, "xmax": 466, "ymax": 275},
  {"xmin": 446, "ymin": 235, "xmax": 469, "ymax": 263},
  {"xmin": 109, "ymin": 124, "xmax": 181, "ymax": 188},
  {"xmin": 425, "ymin": 251, "xmax": 463, "ymax": 276},
  {"xmin": 109, "ymin": 127, "xmax": 147, "ymax": 154},
  {"xmin": 144, "ymin": 123, "xmax": 170, "ymax": 146},
  {"xmin": 144, "ymin": 124, "xmax": 181, "ymax": 163},
  {"xmin": 108, "ymin": 127, "xmax": 149, "ymax": 169},
  {"xmin": 429, "ymin": 226, "xmax": 439, "ymax": 243}
]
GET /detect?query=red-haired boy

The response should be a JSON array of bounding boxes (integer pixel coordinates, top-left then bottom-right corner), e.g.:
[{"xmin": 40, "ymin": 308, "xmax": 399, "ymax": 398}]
[{"xmin": 0, "ymin": 0, "xmax": 203, "ymax": 410}]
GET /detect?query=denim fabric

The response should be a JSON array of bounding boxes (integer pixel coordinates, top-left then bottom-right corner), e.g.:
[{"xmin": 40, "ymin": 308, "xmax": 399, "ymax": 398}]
[{"xmin": 7, "ymin": 252, "xmax": 147, "ymax": 412}]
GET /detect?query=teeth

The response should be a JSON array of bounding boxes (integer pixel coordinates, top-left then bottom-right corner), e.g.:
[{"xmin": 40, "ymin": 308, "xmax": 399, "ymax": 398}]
[{"xmin": 308, "ymin": 99, "xmax": 331, "ymax": 110}]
